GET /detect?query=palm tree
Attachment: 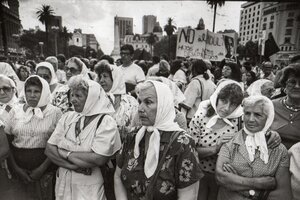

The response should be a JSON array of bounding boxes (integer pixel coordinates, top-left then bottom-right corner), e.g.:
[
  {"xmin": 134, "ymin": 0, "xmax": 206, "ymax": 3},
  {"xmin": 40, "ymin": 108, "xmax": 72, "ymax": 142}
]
[
  {"xmin": 146, "ymin": 32, "xmax": 158, "ymax": 56},
  {"xmin": 36, "ymin": 4, "xmax": 55, "ymax": 54},
  {"xmin": 164, "ymin": 18, "xmax": 177, "ymax": 59},
  {"xmin": 207, "ymin": 0, "xmax": 225, "ymax": 32},
  {"xmin": 0, "ymin": 0, "xmax": 8, "ymax": 56}
]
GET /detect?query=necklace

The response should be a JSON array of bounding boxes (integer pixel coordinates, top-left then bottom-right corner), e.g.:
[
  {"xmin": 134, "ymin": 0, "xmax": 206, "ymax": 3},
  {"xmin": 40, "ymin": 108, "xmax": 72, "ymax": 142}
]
[{"xmin": 283, "ymin": 98, "xmax": 300, "ymax": 112}]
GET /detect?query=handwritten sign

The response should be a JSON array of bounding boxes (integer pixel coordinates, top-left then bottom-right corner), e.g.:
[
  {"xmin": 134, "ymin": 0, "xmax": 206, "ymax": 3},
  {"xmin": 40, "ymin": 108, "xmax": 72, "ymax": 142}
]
[{"xmin": 176, "ymin": 27, "xmax": 226, "ymax": 61}]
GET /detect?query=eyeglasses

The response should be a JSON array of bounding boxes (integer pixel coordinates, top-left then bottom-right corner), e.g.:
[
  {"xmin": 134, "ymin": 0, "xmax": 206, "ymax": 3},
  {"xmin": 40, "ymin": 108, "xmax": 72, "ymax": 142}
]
[
  {"xmin": 0, "ymin": 87, "xmax": 13, "ymax": 94},
  {"xmin": 286, "ymin": 79, "xmax": 300, "ymax": 87},
  {"xmin": 65, "ymin": 67, "xmax": 79, "ymax": 74}
]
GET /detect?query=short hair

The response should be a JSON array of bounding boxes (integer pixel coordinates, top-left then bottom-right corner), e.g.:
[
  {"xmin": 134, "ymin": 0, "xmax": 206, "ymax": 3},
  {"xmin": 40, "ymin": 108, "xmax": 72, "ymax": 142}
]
[
  {"xmin": 224, "ymin": 62, "xmax": 242, "ymax": 82},
  {"xmin": 160, "ymin": 54, "xmax": 169, "ymax": 62},
  {"xmin": 57, "ymin": 54, "xmax": 66, "ymax": 63},
  {"xmin": 67, "ymin": 75, "xmax": 89, "ymax": 96},
  {"xmin": 246, "ymin": 71, "xmax": 257, "ymax": 86},
  {"xmin": 94, "ymin": 60, "xmax": 113, "ymax": 80},
  {"xmin": 152, "ymin": 56, "xmax": 160, "ymax": 64},
  {"xmin": 120, "ymin": 44, "xmax": 134, "ymax": 55},
  {"xmin": 66, "ymin": 57, "xmax": 84, "ymax": 72},
  {"xmin": 170, "ymin": 59, "xmax": 182, "ymax": 75},
  {"xmin": 243, "ymin": 96, "xmax": 273, "ymax": 118},
  {"xmin": 191, "ymin": 59, "xmax": 209, "ymax": 80},
  {"xmin": 16, "ymin": 65, "xmax": 30, "ymax": 79},
  {"xmin": 291, "ymin": 55, "xmax": 300, "ymax": 64},
  {"xmin": 99, "ymin": 55, "xmax": 114, "ymax": 65},
  {"xmin": 280, "ymin": 63, "xmax": 300, "ymax": 87},
  {"xmin": 25, "ymin": 76, "xmax": 42, "ymax": 91}
]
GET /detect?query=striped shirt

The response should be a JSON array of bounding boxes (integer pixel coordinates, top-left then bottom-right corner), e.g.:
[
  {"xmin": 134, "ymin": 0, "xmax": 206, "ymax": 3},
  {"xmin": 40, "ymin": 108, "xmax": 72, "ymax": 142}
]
[{"xmin": 5, "ymin": 104, "xmax": 62, "ymax": 148}]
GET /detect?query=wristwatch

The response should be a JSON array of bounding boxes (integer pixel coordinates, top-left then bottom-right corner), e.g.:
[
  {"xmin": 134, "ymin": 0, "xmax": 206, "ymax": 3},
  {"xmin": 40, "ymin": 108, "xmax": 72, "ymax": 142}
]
[
  {"xmin": 66, "ymin": 151, "xmax": 72, "ymax": 160},
  {"xmin": 249, "ymin": 190, "xmax": 255, "ymax": 198}
]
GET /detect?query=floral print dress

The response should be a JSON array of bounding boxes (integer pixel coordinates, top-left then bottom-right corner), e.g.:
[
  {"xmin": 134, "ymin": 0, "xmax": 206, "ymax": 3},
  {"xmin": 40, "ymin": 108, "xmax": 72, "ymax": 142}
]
[{"xmin": 117, "ymin": 129, "xmax": 203, "ymax": 200}]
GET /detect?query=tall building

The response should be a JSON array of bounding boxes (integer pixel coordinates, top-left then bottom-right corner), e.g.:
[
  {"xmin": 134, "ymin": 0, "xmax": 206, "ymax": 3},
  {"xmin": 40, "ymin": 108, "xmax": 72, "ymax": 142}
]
[
  {"xmin": 142, "ymin": 15, "xmax": 157, "ymax": 34},
  {"xmin": 239, "ymin": 2, "xmax": 300, "ymax": 64},
  {"xmin": 114, "ymin": 16, "xmax": 133, "ymax": 43},
  {"xmin": 47, "ymin": 15, "xmax": 63, "ymax": 32},
  {"xmin": 0, "ymin": 0, "xmax": 22, "ymax": 56},
  {"xmin": 239, "ymin": 2, "xmax": 266, "ymax": 45}
]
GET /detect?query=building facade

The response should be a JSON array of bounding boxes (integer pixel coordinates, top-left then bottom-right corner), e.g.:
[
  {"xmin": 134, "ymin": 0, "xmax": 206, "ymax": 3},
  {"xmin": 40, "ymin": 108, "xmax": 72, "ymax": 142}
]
[
  {"xmin": 114, "ymin": 16, "xmax": 133, "ymax": 43},
  {"xmin": 69, "ymin": 29, "xmax": 99, "ymax": 51},
  {"xmin": 142, "ymin": 15, "xmax": 157, "ymax": 34},
  {"xmin": 0, "ymin": 0, "xmax": 22, "ymax": 56}
]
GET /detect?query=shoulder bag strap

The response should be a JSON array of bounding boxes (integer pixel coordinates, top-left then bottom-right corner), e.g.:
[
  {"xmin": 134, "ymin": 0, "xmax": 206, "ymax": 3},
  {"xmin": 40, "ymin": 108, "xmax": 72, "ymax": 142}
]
[{"xmin": 145, "ymin": 131, "xmax": 182, "ymax": 200}]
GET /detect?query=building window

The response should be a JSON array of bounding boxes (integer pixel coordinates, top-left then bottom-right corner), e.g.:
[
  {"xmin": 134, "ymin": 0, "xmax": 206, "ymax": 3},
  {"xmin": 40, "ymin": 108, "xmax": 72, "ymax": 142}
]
[
  {"xmin": 255, "ymin": 35, "xmax": 257, "ymax": 39},
  {"xmin": 253, "ymin": 6, "xmax": 256, "ymax": 10},
  {"xmin": 249, "ymin": 14, "xmax": 251, "ymax": 18},
  {"xmin": 244, "ymin": 27, "xmax": 246, "ymax": 30},
  {"xmin": 262, "ymin": 23, "xmax": 267, "ymax": 30},
  {"xmin": 248, "ymin": 25, "xmax": 250, "ymax": 29},
  {"xmin": 253, "ymin": 13, "xmax": 255, "ymax": 17},
  {"xmin": 247, "ymin": 31, "xmax": 249, "ymax": 35},
  {"xmin": 258, "ymin": 5, "xmax": 260, "ymax": 9},
  {"xmin": 249, "ymin": 8, "xmax": 251, "ymax": 12},
  {"xmin": 269, "ymin": 22, "xmax": 274, "ymax": 29},
  {"xmin": 285, "ymin": 29, "xmax": 292, "ymax": 35},
  {"xmin": 241, "ymin": 10, "xmax": 243, "ymax": 14},
  {"xmin": 271, "ymin": 15, "xmax": 274, "ymax": 20},
  {"xmin": 252, "ymin": 24, "xmax": 254, "ymax": 28},
  {"xmin": 248, "ymin": 20, "xmax": 250, "ymax": 24},
  {"xmin": 286, "ymin": 19, "xmax": 294, "ymax": 27},
  {"xmin": 256, "ymin": 29, "xmax": 258, "ymax": 33},
  {"xmin": 252, "ymin": 19, "xmax": 255, "ymax": 22},
  {"xmin": 243, "ymin": 32, "xmax": 245, "ymax": 36},
  {"xmin": 257, "ymin": 17, "xmax": 259, "ymax": 21},
  {"xmin": 264, "ymin": 17, "xmax": 267, "ymax": 22},
  {"xmin": 251, "ymin": 30, "xmax": 253, "ymax": 34},
  {"xmin": 284, "ymin": 37, "xmax": 291, "ymax": 43},
  {"xmin": 256, "ymin": 23, "xmax": 259, "ymax": 27},
  {"xmin": 76, "ymin": 38, "xmax": 79, "ymax": 42},
  {"xmin": 245, "ymin": 9, "xmax": 247, "ymax": 13},
  {"xmin": 245, "ymin": 15, "xmax": 247, "ymax": 19}
]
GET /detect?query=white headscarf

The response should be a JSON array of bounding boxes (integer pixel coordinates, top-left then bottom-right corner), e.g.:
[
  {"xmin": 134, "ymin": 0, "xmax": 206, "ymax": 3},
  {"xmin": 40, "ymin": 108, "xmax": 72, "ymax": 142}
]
[
  {"xmin": 204, "ymin": 79, "xmax": 243, "ymax": 129},
  {"xmin": 68, "ymin": 76, "xmax": 115, "ymax": 129},
  {"xmin": 134, "ymin": 80, "xmax": 183, "ymax": 178},
  {"xmin": 243, "ymin": 95, "xmax": 274, "ymax": 164},
  {"xmin": 36, "ymin": 61, "xmax": 58, "ymax": 85},
  {"xmin": 0, "ymin": 75, "xmax": 18, "ymax": 114},
  {"xmin": 148, "ymin": 76, "xmax": 185, "ymax": 107},
  {"xmin": 246, "ymin": 79, "xmax": 273, "ymax": 96},
  {"xmin": 22, "ymin": 75, "xmax": 51, "ymax": 123}
]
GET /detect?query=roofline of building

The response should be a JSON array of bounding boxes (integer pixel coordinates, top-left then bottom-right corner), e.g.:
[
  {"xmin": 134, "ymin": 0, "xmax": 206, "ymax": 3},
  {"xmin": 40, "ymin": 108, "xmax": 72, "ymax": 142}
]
[{"xmin": 241, "ymin": 1, "xmax": 259, "ymax": 8}]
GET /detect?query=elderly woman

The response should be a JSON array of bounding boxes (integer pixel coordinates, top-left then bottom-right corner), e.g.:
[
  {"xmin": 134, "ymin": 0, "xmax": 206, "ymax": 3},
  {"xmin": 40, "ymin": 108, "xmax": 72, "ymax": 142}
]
[
  {"xmin": 95, "ymin": 60, "xmax": 139, "ymax": 140},
  {"xmin": 65, "ymin": 57, "xmax": 96, "ymax": 81},
  {"xmin": 246, "ymin": 79, "xmax": 275, "ymax": 99},
  {"xmin": 181, "ymin": 59, "xmax": 216, "ymax": 124},
  {"xmin": 271, "ymin": 64, "xmax": 300, "ymax": 149},
  {"xmin": 216, "ymin": 95, "xmax": 292, "ymax": 200},
  {"xmin": 45, "ymin": 75, "xmax": 121, "ymax": 200},
  {"xmin": 4, "ymin": 75, "xmax": 62, "ymax": 199},
  {"xmin": 114, "ymin": 80, "xmax": 203, "ymax": 200}
]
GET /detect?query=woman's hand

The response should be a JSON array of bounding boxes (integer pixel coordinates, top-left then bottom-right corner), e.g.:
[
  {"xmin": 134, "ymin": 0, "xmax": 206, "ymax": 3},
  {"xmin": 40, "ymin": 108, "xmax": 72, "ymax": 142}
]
[
  {"xmin": 222, "ymin": 163, "xmax": 237, "ymax": 174},
  {"xmin": 215, "ymin": 135, "xmax": 234, "ymax": 153},
  {"xmin": 255, "ymin": 176, "xmax": 276, "ymax": 190},
  {"xmin": 29, "ymin": 167, "xmax": 44, "ymax": 181},
  {"xmin": 57, "ymin": 148, "xmax": 68, "ymax": 159},
  {"xmin": 15, "ymin": 166, "xmax": 32, "ymax": 184},
  {"xmin": 267, "ymin": 131, "xmax": 281, "ymax": 149}
]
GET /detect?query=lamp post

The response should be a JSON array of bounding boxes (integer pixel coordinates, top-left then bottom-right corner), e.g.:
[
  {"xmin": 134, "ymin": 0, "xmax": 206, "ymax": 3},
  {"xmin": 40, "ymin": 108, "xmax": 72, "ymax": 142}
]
[
  {"xmin": 51, "ymin": 26, "xmax": 59, "ymax": 56},
  {"xmin": 38, "ymin": 42, "xmax": 44, "ymax": 57}
]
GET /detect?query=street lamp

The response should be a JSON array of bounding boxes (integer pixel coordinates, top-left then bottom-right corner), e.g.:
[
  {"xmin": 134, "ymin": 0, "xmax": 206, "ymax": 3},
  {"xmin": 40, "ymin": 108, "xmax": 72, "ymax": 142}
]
[
  {"xmin": 51, "ymin": 26, "xmax": 60, "ymax": 56},
  {"xmin": 39, "ymin": 42, "xmax": 44, "ymax": 57}
]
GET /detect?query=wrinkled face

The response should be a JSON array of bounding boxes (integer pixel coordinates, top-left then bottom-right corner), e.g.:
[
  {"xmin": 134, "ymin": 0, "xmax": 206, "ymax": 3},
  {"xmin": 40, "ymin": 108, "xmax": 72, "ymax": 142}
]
[
  {"xmin": 37, "ymin": 67, "xmax": 52, "ymax": 84},
  {"xmin": 98, "ymin": 72, "xmax": 113, "ymax": 92},
  {"xmin": 244, "ymin": 103, "xmax": 268, "ymax": 133},
  {"xmin": 285, "ymin": 74, "xmax": 300, "ymax": 100},
  {"xmin": 0, "ymin": 78, "xmax": 15, "ymax": 104},
  {"xmin": 138, "ymin": 85, "xmax": 157, "ymax": 126},
  {"xmin": 216, "ymin": 98, "xmax": 239, "ymax": 118},
  {"xmin": 222, "ymin": 65, "xmax": 232, "ymax": 78},
  {"xmin": 65, "ymin": 61, "xmax": 81, "ymax": 80},
  {"xmin": 261, "ymin": 82, "xmax": 275, "ymax": 99},
  {"xmin": 70, "ymin": 88, "xmax": 88, "ymax": 113},
  {"xmin": 25, "ymin": 85, "xmax": 42, "ymax": 107}
]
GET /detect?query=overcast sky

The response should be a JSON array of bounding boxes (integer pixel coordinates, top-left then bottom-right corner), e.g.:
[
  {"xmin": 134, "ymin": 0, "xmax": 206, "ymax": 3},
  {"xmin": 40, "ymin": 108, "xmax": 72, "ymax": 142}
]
[{"xmin": 19, "ymin": 0, "xmax": 246, "ymax": 54}]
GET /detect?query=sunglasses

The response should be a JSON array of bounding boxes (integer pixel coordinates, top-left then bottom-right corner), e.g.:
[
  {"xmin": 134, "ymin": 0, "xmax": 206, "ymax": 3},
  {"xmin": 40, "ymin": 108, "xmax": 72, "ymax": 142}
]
[{"xmin": 0, "ymin": 87, "xmax": 13, "ymax": 94}]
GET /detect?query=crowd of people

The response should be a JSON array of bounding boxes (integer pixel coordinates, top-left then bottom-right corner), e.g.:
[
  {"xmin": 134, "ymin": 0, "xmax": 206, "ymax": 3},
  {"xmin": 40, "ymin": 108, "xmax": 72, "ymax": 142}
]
[{"xmin": 0, "ymin": 43, "xmax": 300, "ymax": 200}]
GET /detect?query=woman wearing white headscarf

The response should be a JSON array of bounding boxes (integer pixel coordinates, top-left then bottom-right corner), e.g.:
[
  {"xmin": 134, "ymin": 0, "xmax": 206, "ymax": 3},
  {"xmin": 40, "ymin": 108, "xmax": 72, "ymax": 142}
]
[
  {"xmin": 114, "ymin": 80, "xmax": 203, "ymax": 200},
  {"xmin": 289, "ymin": 142, "xmax": 300, "ymax": 199},
  {"xmin": 95, "ymin": 60, "xmax": 139, "ymax": 141},
  {"xmin": 45, "ymin": 75, "xmax": 121, "ymax": 200},
  {"xmin": 4, "ymin": 75, "xmax": 62, "ymax": 200},
  {"xmin": 246, "ymin": 79, "xmax": 275, "ymax": 99},
  {"xmin": 216, "ymin": 95, "xmax": 292, "ymax": 200}
]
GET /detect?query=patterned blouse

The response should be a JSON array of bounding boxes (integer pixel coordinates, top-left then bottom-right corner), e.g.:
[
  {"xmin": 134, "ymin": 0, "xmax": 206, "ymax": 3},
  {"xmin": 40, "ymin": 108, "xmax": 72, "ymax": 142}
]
[
  {"xmin": 117, "ymin": 128, "xmax": 203, "ymax": 200},
  {"xmin": 51, "ymin": 84, "xmax": 72, "ymax": 113},
  {"xmin": 189, "ymin": 105, "xmax": 241, "ymax": 173}
]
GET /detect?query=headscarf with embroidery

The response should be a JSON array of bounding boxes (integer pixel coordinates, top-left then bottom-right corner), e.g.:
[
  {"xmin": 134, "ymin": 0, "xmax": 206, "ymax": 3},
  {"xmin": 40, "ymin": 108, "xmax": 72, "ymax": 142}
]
[
  {"xmin": 134, "ymin": 80, "xmax": 183, "ymax": 178},
  {"xmin": 243, "ymin": 95, "xmax": 274, "ymax": 164},
  {"xmin": 22, "ymin": 75, "xmax": 51, "ymax": 123},
  {"xmin": 36, "ymin": 61, "xmax": 58, "ymax": 85},
  {"xmin": 203, "ymin": 79, "xmax": 243, "ymax": 129}
]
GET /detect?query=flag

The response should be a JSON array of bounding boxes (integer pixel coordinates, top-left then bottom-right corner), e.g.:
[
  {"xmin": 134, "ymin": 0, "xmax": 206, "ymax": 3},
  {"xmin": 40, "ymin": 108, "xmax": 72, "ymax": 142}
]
[{"xmin": 264, "ymin": 32, "xmax": 280, "ymax": 59}]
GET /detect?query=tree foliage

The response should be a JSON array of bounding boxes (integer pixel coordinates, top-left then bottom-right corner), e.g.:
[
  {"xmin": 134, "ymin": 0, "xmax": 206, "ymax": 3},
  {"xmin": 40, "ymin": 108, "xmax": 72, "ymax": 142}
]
[
  {"xmin": 153, "ymin": 35, "xmax": 177, "ymax": 59},
  {"xmin": 206, "ymin": 0, "xmax": 225, "ymax": 32}
]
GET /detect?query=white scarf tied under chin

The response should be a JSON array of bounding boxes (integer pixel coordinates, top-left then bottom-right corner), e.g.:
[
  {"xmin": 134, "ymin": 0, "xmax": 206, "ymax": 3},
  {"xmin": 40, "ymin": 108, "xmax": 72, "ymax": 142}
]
[
  {"xmin": 244, "ymin": 95, "xmax": 274, "ymax": 164},
  {"xmin": 133, "ymin": 80, "xmax": 183, "ymax": 178},
  {"xmin": 22, "ymin": 75, "xmax": 51, "ymax": 123},
  {"xmin": 205, "ymin": 80, "xmax": 243, "ymax": 129}
]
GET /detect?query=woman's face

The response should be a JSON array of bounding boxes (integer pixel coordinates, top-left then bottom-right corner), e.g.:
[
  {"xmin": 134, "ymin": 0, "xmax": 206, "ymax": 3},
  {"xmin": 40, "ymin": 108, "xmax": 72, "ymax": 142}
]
[
  {"xmin": 98, "ymin": 72, "xmax": 113, "ymax": 92},
  {"xmin": 222, "ymin": 65, "xmax": 232, "ymax": 78},
  {"xmin": 246, "ymin": 72, "xmax": 253, "ymax": 82},
  {"xmin": 261, "ymin": 82, "xmax": 275, "ymax": 99},
  {"xmin": 285, "ymin": 74, "xmax": 300, "ymax": 100},
  {"xmin": 25, "ymin": 85, "xmax": 42, "ymax": 107},
  {"xmin": 70, "ymin": 88, "xmax": 88, "ymax": 113},
  {"xmin": 65, "ymin": 61, "xmax": 81, "ymax": 80},
  {"xmin": 19, "ymin": 68, "xmax": 29, "ymax": 80},
  {"xmin": 138, "ymin": 85, "xmax": 157, "ymax": 126},
  {"xmin": 0, "ymin": 78, "xmax": 15, "ymax": 104},
  {"xmin": 244, "ymin": 103, "xmax": 268, "ymax": 133},
  {"xmin": 37, "ymin": 67, "xmax": 52, "ymax": 84},
  {"xmin": 216, "ymin": 98, "xmax": 239, "ymax": 118}
]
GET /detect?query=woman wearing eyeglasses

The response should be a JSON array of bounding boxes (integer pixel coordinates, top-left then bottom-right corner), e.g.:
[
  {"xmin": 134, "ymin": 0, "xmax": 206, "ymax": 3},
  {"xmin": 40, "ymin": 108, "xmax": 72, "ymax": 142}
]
[{"xmin": 271, "ymin": 64, "xmax": 300, "ymax": 150}]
